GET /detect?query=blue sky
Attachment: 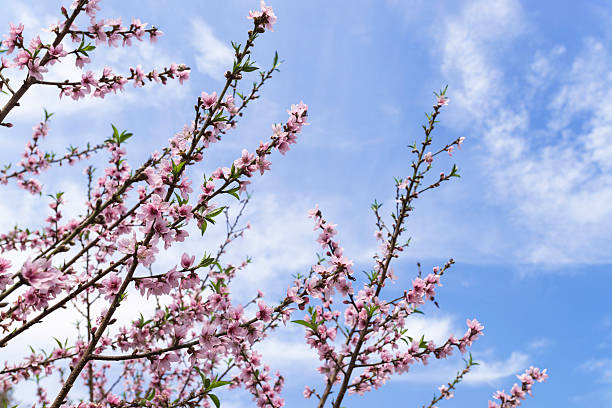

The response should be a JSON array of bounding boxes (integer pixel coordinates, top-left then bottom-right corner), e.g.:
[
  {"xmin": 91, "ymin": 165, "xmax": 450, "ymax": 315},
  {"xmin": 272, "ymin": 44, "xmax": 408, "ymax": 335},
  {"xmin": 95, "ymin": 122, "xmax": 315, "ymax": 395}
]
[{"xmin": 1, "ymin": 0, "xmax": 611, "ymax": 407}]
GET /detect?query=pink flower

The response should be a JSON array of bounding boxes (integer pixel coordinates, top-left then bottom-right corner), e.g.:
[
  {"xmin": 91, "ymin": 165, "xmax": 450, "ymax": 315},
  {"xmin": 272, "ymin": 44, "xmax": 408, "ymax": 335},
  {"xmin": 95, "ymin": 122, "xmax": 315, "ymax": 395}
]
[
  {"xmin": 100, "ymin": 273, "xmax": 123, "ymax": 301},
  {"xmin": 132, "ymin": 65, "xmax": 146, "ymax": 87},
  {"xmin": 287, "ymin": 286, "xmax": 304, "ymax": 305},
  {"xmin": 1, "ymin": 57, "xmax": 11, "ymax": 69},
  {"xmin": 48, "ymin": 44, "xmax": 68, "ymax": 64},
  {"xmin": 457, "ymin": 136, "xmax": 466, "ymax": 149},
  {"xmin": 13, "ymin": 50, "xmax": 30, "ymax": 68},
  {"xmin": 201, "ymin": 180, "xmax": 215, "ymax": 196},
  {"xmin": 424, "ymin": 152, "xmax": 433, "ymax": 164},
  {"xmin": 155, "ymin": 352, "xmax": 179, "ymax": 372},
  {"xmin": 149, "ymin": 29, "xmax": 163, "ymax": 43},
  {"xmin": 303, "ymin": 386, "xmax": 314, "ymax": 399},
  {"xmin": 0, "ymin": 257, "xmax": 11, "ymax": 274},
  {"xmin": 466, "ymin": 318, "xmax": 484, "ymax": 333},
  {"xmin": 256, "ymin": 301, "xmax": 273, "ymax": 323},
  {"xmin": 0, "ymin": 258, "xmax": 12, "ymax": 291},
  {"xmin": 437, "ymin": 95, "xmax": 449, "ymax": 106},
  {"xmin": 178, "ymin": 67, "xmax": 190, "ymax": 84},
  {"xmin": 21, "ymin": 259, "xmax": 60, "ymax": 291},
  {"xmin": 107, "ymin": 393, "xmax": 122, "ymax": 406},
  {"xmin": 80, "ymin": 71, "xmax": 97, "ymax": 93},
  {"xmin": 180, "ymin": 253, "xmax": 195, "ymax": 269},
  {"xmin": 247, "ymin": 1, "xmax": 277, "ymax": 32},
  {"xmin": 200, "ymin": 91, "xmax": 217, "ymax": 109},
  {"xmin": 234, "ymin": 149, "xmax": 255, "ymax": 170},
  {"xmin": 307, "ymin": 205, "xmax": 320, "ymax": 219},
  {"xmin": 75, "ymin": 55, "xmax": 91, "ymax": 68},
  {"xmin": 199, "ymin": 321, "xmax": 221, "ymax": 349}
]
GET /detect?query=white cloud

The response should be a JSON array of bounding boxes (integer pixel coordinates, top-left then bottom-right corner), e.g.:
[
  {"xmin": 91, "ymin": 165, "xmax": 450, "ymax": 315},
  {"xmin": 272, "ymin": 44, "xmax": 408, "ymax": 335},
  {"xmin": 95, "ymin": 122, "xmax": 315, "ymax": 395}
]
[
  {"xmin": 190, "ymin": 19, "xmax": 234, "ymax": 79},
  {"xmin": 402, "ymin": 314, "xmax": 459, "ymax": 345},
  {"xmin": 528, "ymin": 337, "xmax": 553, "ymax": 352},
  {"xmin": 257, "ymin": 332, "xmax": 318, "ymax": 372},
  {"xmin": 394, "ymin": 348, "xmax": 529, "ymax": 386},
  {"xmin": 464, "ymin": 351, "xmax": 529, "ymax": 384},
  {"xmin": 581, "ymin": 358, "xmax": 612, "ymax": 384},
  {"xmin": 435, "ymin": 0, "xmax": 612, "ymax": 266},
  {"xmin": 224, "ymin": 192, "xmax": 320, "ymax": 300}
]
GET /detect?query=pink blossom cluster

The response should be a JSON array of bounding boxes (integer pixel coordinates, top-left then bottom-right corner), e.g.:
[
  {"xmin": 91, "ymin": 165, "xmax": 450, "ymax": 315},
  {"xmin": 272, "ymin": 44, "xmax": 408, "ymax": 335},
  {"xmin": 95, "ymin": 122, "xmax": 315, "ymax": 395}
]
[
  {"xmin": 0, "ymin": 2, "xmax": 547, "ymax": 408},
  {"xmin": 0, "ymin": 117, "xmax": 103, "ymax": 195},
  {"xmin": 488, "ymin": 367, "xmax": 548, "ymax": 408},
  {"xmin": 0, "ymin": 0, "xmax": 188, "ymax": 128},
  {"xmin": 296, "ymin": 209, "xmax": 484, "ymax": 400}
]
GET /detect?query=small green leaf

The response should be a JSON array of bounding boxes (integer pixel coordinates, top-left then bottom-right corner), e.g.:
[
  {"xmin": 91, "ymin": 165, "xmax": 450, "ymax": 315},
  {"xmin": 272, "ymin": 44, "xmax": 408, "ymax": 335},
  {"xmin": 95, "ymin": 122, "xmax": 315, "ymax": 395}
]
[
  {"xmin": 225, "ymin": 187, "xmax": 240, "ymax": 200},
  {"xmin": 43, "ymin": 108, "xmax": 54, "ymax": 121},
  {"xmin": 199, "ymin": 255, "xmax": 215, "ymax": 268},
  {"xmin": 291, "ymin": 319, "xmax": 316, "ymax": 331},
  {"xmin": 243, "ymin": 65, "xmax": 258, "ymax": 72},
  {"xmin": 449, "ymin": 164, "xmax": 461, "ymax": 178},
  {"xmin": 206, "ymin": 207, "xmax": 225, "ymax": 219},
  {"xmin": 209, "ymin": 394, "xmax": 220, "ymax": 408},
  {"xmin": 419, "ymin": 335, "xmax": 427, "ymax": 348},
  {"xmin": 208, "ymin": 380, "xmax": 233, "ymax": 390},
  {"xmin": 53, "ymin": 337, "xmax": 63, "ymax": 349},
  {"xmin": 171, "ymin": 160, "xmax": 186, "ymax": 176}
]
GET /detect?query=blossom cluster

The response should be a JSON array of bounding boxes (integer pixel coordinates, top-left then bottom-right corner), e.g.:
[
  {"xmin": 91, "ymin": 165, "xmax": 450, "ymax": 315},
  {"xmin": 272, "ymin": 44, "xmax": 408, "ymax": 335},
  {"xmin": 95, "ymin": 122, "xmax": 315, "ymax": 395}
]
[
  {"xmin": 0, "ymin": 1, "xmax": 547, "ymax": 408},
  {"xmin": 0, "ymin": 0, "xmax": 189, "ymax": 128},
  {"xmin": 488, "ymin": 367, "xmax": 548, "ymax": 408}
]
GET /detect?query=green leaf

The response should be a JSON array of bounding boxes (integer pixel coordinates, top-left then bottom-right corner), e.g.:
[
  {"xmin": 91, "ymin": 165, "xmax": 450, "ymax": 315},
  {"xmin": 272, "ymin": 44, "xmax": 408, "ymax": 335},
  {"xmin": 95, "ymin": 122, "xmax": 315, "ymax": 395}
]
[
  {"xmin": 53, "ymin": 337, "xmax": 63, "ymax": 349},
  {"xmin": 271, "ymin": 51, "xmax": 284, "ymax": 71},
  {"xmin": 225, "ymin": 187, "xmax": 240, "ymax": 200},
  {"xmin": 449, "ymin": 164, "xmax": 461, "ymax": 178},
  {"xmin": 199, "ymin": 254, "xmax": 214, "ymax": 268},
  {"xmin": 43, "ymin": 108, "xmax": 54, "ymax": 121},
  {"xmin": 419, "ymin": 335, "xmax": 427, "ymax": 348},
  {"xmin": 194, "ymin": 366, "xmax": 207, "ymax": 384},
  {"xmin": 291, "ymin": 319, "xmax": 316, "ymax": 331},
  {"xmin": 119, "ymin": 131, "xmax": 133, "ymax": 144},
  {"xmin": 209, "ymin": 380, "xmax": 233, "ymax": 389},
  {"xmin": 171, "ymin": 160, "xmax": 186, "ymax": 176},
  {"xmin": 200, "ymin": 219, "xmax": 208, "ymax": 236},
  {"xmin": 213, "ymin": 112, "xmax": 227, "ymax": 122},
  {"xmin": 209, "ymin": 394, "xmax": 220, "ymax": 408},
  {"xmin": 206, "ymin": 207, "xmax": 225, "ymax": 219},
  {"xmin": 174, "ymin": 192, "xmax": 188, "ymax": 206}
]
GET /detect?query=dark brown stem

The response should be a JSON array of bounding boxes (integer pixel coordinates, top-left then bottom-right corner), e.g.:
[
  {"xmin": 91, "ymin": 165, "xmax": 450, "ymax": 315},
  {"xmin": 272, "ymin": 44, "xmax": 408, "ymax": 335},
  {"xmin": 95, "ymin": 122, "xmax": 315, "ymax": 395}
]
[{"xmin": 325, "ymin": 107, "xmax": 442, "ymax": 408}]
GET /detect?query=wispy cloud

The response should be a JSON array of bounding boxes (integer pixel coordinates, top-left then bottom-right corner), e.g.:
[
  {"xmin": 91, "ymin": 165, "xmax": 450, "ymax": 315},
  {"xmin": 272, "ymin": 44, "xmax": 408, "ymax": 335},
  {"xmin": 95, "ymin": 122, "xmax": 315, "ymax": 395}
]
[
  {"xmin": 190, "ymin": 18, "xmax": 234, "ymax": 79},
  {"xmin": 435, "ymin": 0, "xmax": 612, "ymax": 266},
  {"xmin": 394, "ymin": 348, "xmax": 529, "ymax": 386}
]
